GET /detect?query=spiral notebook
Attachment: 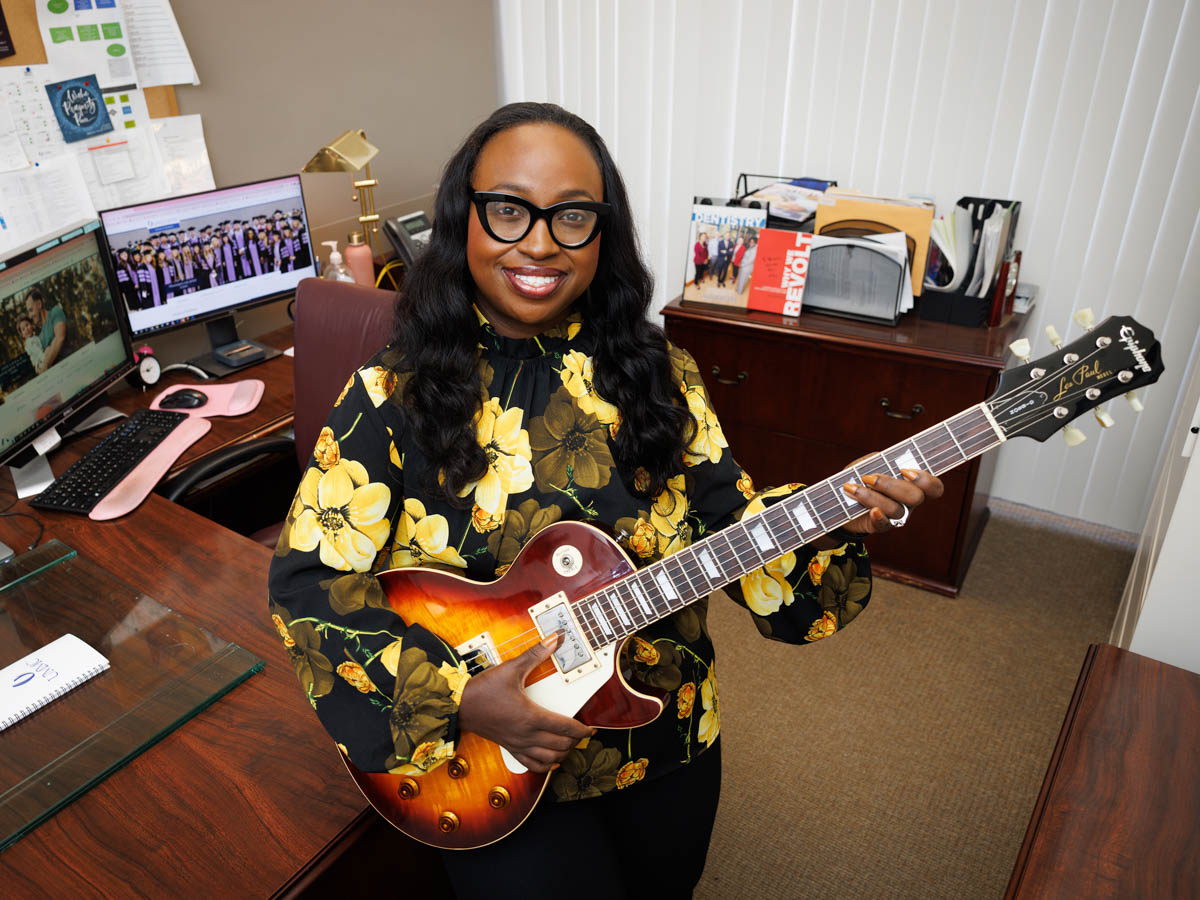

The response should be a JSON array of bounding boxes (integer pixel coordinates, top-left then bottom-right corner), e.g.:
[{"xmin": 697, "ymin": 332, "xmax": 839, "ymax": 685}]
[{"xmin": 0, "ymin": 634, "xmax": 110, "ymax": 731}]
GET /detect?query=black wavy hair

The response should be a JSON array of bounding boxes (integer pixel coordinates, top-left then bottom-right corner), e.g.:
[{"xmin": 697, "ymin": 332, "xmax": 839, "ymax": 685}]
[{"xmin": 392, "ymin": 102, "xmax": 693, "ymax": 505}]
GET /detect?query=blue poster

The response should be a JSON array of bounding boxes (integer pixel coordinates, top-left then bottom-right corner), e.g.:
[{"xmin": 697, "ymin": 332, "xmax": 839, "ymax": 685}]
[{"xmin": 45, "ymin": 75, "xmax": 114, "ymax": 143}]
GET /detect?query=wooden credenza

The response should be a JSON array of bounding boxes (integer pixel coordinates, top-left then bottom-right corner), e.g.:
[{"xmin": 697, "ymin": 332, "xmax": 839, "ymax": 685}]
[
  {"xmin": 661, "ymin": 299, "xmax": 1026, "ymax": 595},
  {"xmin": 1006, "ymin": 644, "xmax": 1200, "ymax": 898}
]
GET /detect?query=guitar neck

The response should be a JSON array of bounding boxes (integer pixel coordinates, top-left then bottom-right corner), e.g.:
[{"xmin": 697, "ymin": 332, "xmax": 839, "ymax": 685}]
[{"xmin": 569, "ymin": 402, "xmax": 1005, "ymax": 649}]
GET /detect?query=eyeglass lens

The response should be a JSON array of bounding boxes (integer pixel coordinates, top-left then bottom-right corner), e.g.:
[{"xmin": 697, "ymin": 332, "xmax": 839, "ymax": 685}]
[{"xmin": 483, "ymin": 199, "xmax": 599, "ymax": 247}]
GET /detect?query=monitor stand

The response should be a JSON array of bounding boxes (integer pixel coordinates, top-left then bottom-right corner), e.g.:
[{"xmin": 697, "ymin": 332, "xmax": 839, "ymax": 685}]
[
  {"xmin": 9, "ymin": 426, "xmax": 63, "ymax": 499},
  {"xmin": 187, "ymin": 314, "xmax": 281, "ymax": 378},
  {"xmin": 7, "ymin": 406, "xmax": 125, "ymax": 499}
]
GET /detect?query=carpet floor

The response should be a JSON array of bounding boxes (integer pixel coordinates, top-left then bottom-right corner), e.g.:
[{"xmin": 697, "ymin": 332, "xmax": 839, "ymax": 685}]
[{"xmin": 696, "ymin": 510, "xmax": 1133, "ymax": 899}]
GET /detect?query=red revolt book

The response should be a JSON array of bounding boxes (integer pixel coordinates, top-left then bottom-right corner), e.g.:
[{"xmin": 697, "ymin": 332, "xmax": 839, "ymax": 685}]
[{"xmin": 747, "ymin": 228, "xmax": 814, "ymax": 316}]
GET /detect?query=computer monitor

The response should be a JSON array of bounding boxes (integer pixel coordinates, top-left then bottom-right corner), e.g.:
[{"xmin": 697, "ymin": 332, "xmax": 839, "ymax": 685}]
[
  {"xmin": 99, "ymin": 174, "xmax": 317, "ymax": 375},
  {"xmin": 0, "ymin": 222, "xmax": 134, "ymax": 485}
]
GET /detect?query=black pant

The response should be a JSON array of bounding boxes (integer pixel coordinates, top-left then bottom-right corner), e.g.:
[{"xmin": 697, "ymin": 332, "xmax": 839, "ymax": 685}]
[{"xmin": 441, "ymin": 741, "xmax": 721, "ymax": 900}]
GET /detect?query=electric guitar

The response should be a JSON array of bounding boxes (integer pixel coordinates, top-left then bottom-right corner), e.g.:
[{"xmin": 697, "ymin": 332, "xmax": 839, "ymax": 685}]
[{"xmin": 341, "ymin": 314, "xmax": 1164, "ymax": 849}]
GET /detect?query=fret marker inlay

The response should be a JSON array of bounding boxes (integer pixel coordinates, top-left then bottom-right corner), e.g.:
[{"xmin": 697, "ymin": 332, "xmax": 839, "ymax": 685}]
[
  {"xmin": 750, "ymin": 522, "xmax": 774, "ymax": 551},
  {"xmin": 654, "ymin": 570, "xmax": 678, "ymax": 601},
  {"xmin": 610, "ymin": 595, "xmax": 632, "ymax": 627},
  {"xmin": 791, "ymin": 501, "xmax": 816, "ymax": 531},
  {"xmin": 895, "ymin": 450, "xmax": 918, "ymax": 471},
  {"xmin": 590, "ymin": 602, "xmax": 613, "ymax": 636},
  {"xmin": 698, "ymin": 549, "xmax": 721, "ymax": 580},
  {"xmin": 630, "ymin": 581, "xmax": 653, "ymax": 616}
]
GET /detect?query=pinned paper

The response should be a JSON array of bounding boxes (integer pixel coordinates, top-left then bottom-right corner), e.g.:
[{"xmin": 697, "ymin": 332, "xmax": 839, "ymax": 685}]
[{"xmin": 45, "ymin": 75, "xmax": 114, "ymax": 143}]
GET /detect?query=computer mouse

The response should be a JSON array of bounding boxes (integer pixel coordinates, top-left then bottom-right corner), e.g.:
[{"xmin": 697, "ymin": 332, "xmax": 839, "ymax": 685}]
[{"xmin": 159, "ymin": 388, "xmax": 209, "ymax": 410}]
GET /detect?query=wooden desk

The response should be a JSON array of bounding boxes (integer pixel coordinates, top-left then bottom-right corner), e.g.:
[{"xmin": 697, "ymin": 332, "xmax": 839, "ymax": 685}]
[
  {"xmin": 1006, "ymin": 644, "xmax": 1200, "ymax": 898},
  {"xmin": 0, "ymin": 338, "xmax": 405, "ymax": 897}
]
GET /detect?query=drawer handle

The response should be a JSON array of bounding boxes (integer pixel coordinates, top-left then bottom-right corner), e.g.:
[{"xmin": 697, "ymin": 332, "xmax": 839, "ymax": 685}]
[
  {"xmin": 880, "ymin": 398, "xmax": 925, "ymax": 420},
  {"xmin": 711, "ymin": 366, "xmax": 748, "ymax": 386}
]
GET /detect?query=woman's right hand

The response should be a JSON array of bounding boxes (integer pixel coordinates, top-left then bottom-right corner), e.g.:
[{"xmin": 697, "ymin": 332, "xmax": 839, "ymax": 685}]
[{"xmin": 456, "ymin": 634, "xmax": 594, "ymax": 773}]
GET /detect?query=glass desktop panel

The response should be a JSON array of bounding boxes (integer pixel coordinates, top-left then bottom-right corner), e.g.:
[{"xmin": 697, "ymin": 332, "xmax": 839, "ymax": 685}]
[{"xmin": 0, "ymin": 541, "xmax": 263, "ymax": 852}]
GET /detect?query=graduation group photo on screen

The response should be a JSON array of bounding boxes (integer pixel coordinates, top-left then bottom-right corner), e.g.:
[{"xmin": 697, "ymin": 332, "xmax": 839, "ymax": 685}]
[{"xmin": 107, "ymin": 207, "xmax": 312, "ymax": 314}]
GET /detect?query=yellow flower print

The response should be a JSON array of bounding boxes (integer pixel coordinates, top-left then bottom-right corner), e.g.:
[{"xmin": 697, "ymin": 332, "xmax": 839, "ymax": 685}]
[
  {"xmin": 458, "ymin": 398, "xmax": 534, "ymax": 516},
  {"xmin": 677, "ymin": 681, "xmax": 696, "ymax": 718},
  {"xmin": 633, "ymin": 467, "xmax": 651, "ymax": 493},
  {"xmin": 560, "ymin": 350, "xmax": 619, "ymax": 425},
  {"xmin": 336, "ymin": 661, "xmax": 375, "ymax": 693},
  {"xmin": 271, "ymin": 614, "xmax": 295, "ymax": 648},
  {"xmin": 391, "ymin": 499, "xmax": 468, "ymax": 569},
  {"xmin": 334, "ymin": 375, "xmax": 354, "ymax": 407},
  {"xmin": 471, "ymin": 504, "xmax": 504, "ymax": 533},
  {"xmin": 739, "ymin": 553, "xmax": 797, "ymax": 616},
  {"xmin": 358, "ymin": 365, "xmax": 397, "ymax": 407},
  {"xmin": 625, "ymin": 518, "xmax": 657, "ymax": 560},
  {"xmin": 806, "ymin": 610, "xmax": 838, "ymax": 642},
  {"xmin": 389, "ymin": 738, "xmax": 457, "ymax": 777},
  {"xmin": 616, "ymin": 758, "xmax": 649, "ymax": 789},
  {"xmin": 632, "ymin": 637, "xmax": 660, "ymax": 665},
  {"xmin": 650, "ymin": 474, "xmax": 691, "ymax": 556},
  {"xmin": 682, "ymin": 386, "xmax": 728, "ymax": 466},
  {"xmin": 697, "ymin": 667, "xmax": 720, "ymax": 747},
  {"xmin": 807, "ymin": 545, "xmax": 847, "ymax": 586},
  {"xmin": 736, "ymin": 470, "xmax": 755, "ymax": 498},
  {"xmin": 437, "ymin": 660, "xmax": 471, "ymax": 705},
  {"xmin": 567, "ymin": 321, "xmax": 582, "ymax": 340},
  {"xmin": 289, "ymin": 460, "xmax": 391, "ymax": 572},
  {"xmin": 313, "ymin": 426, "xmax": 340, "ymax": 469}
]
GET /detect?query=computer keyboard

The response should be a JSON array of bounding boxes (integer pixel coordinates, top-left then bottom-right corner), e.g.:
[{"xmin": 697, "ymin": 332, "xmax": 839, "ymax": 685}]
[{"xmin": 31, "ymin": 409, "xmax": 193, "ymax": 515}]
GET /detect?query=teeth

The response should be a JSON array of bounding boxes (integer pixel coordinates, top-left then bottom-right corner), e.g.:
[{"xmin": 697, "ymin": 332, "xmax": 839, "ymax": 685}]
[{"xmin": 512, "ymin": 273, "xmax": 559, "ymax": 288}]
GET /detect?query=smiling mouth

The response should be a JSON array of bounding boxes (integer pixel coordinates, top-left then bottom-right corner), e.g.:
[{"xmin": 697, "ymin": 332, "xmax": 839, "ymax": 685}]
[{"xmin": 504, "ymin": 268, "xmax": 566, "ymax": 299}]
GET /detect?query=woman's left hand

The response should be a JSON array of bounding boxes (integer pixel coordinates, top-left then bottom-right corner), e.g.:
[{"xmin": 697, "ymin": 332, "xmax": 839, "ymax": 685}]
[{"xmin": 840, "ymin": 466, "xmax": 944, "ymax": 536}]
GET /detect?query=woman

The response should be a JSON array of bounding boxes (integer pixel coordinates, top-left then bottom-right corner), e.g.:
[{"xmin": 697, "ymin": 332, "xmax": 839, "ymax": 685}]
[
  {"xmin": 267, "ymin": 102, "xmax": 940, "ymax": 898},
  {"xmin": 692, "ymin": 230, "xmax": 709, "ymax": 286}
]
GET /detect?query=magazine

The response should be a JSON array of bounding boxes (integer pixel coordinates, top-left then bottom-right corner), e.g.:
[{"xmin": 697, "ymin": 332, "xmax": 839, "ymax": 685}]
[
  {"xmin": 747, "ymin": 228, "xmax": 815, "ymax": 316},
  {"xmin": 681, "ymin": 202, "xmax": 767, "ymax": 309}
]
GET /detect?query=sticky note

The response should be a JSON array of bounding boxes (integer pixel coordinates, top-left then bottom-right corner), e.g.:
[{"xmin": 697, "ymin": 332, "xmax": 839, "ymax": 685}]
[
  {"xmin": 104, "ymin": 95, "xmax": 115, "ymax": 104},
  {"xmin": 102, "ymin": 23, "xmax": 122, "ymax": 39},
  {"xmin": 124, "ymin": 120, "xmax": 136, "ymax": 129},
  {"xmin": 49, "ymin": 27, "xmax": 74, "ymax": 43},
  {"xmin": 77, "ymin": 25, "xmax": 101, "ymax": 41},
  {"xmin": 119, "ymin": 93, "xmax": 129, "ymax": 102}
]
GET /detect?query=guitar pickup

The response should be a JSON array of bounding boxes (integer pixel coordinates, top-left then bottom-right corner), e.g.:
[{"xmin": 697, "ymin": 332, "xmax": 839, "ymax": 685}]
[
  {"xmin": 529, "ymin": 592, "xmax": 600, "ymax": 683},
  {"xmin": 454, "ymin": 633, "xmax": 500, "ymax": 675}
]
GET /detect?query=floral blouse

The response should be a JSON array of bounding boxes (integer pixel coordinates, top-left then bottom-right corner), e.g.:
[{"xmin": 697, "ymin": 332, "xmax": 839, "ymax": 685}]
[{"xmin": 266, "ymin": 310, "xmax": 871, "ymax": 801}]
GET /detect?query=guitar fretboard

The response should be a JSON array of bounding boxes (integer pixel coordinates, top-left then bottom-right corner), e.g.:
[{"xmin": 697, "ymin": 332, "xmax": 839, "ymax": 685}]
[{"xmin": 568, "ymin": 403, "xmax": 1004, "ymax": 649}]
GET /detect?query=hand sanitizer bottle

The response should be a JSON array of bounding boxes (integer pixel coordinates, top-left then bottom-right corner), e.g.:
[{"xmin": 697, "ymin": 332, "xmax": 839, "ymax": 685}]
[{"xmin": 320, "ymin": 240, "xmax": 356, "ymax": 283}]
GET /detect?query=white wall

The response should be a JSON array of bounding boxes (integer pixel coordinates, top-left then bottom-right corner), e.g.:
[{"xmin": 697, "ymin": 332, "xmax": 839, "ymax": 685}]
[{"xmin": 494, "ymin": 0, "xmax": 1200, "ymax": 533}]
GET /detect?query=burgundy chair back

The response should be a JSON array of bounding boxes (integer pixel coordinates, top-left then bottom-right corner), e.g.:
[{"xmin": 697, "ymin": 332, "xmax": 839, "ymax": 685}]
[{"xmin": 292, "ymin": 277, "xmax": 396, "ymax": 468}]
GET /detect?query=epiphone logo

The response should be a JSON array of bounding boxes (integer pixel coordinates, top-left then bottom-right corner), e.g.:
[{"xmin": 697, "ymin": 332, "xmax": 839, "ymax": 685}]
[{"xmin": 1120, "ymin": 324, "xmax": 1154, "ymax": 373}]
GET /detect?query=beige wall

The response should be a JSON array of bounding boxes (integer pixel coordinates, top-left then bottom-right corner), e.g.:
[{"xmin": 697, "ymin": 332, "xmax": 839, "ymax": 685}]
[{"xmin": 153, "ymin": 0, "xmax": 499, "ymax": 358}]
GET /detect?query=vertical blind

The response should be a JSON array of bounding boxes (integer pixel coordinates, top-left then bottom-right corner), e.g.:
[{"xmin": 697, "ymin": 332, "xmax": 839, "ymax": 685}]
[{"xmin": 494, "ymin": 0, "xmax": 1200, "ymax": 533}]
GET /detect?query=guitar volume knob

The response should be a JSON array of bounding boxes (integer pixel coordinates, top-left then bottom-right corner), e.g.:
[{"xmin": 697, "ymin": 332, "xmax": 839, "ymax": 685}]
[
  {"xmin": 488, "ymin": 786, "xmax": 511, "ymax": 809},
  {"xmin": 438, "ymin": 811, "xmax": 460, "ymax": 833},
  {"xmin": 448, "ymin": 757, "xmax": 470, "ymax": 779},
  {"xmin": 397, "ymin": 777, "xmax": 420, "ymax": 800}
]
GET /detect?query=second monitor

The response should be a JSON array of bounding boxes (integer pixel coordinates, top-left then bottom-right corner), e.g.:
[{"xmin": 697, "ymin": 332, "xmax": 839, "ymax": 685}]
[{"xmin": 100, "ymin": 175, "xmax": 317, "ymax": 375}]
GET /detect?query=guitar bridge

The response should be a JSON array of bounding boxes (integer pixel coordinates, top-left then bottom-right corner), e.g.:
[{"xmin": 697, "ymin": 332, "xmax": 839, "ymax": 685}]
[{"xmin": 529, "ymin": 592, "xmax": 600, "ymax": 683}]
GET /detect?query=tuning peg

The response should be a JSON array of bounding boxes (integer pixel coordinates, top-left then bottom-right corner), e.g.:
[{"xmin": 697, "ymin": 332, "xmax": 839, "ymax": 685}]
[
  {"xmin": 1125, "ymin": 391, "xmax": 1144, "ymax": 413},
  {"xmin": 1094, "ymin": 408, "xmax": 1115, "ymax": 428},
  {"xmin": 1062, "ymin": 423, "xmax": 1088, "ymax": 446},
  {"xmin": 1072, "ymin": 308, "xmax": 1096, "ymax": 331},
  {"xmin": 1009, "ymin": 338, "xmax": 1031, "ymax": 363},
  {"xmin": 1045, "ymin": 325, "xmax": 1063, "ymax": 348}
]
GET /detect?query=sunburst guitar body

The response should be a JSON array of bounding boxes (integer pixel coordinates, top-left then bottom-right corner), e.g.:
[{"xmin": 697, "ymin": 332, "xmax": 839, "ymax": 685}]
[{"xmin": 340, "ymin": 522, "xmax": 667, "ymax": 849}]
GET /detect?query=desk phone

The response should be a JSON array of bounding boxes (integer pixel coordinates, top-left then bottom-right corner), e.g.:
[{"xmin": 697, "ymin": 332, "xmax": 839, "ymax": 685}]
[{"xmin": 384, "ymin": 211, "xmax": 432, "ymax": 268}]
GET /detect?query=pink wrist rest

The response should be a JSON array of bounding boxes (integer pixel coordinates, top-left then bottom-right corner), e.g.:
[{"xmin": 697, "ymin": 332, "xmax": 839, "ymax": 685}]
[
  {"xmin": 89, "ymin": 416, "xmax": 212, "ymax": 521},
  {"xmin": 148, "ymin": 379, "xmax": 265, "ymax": 418}
]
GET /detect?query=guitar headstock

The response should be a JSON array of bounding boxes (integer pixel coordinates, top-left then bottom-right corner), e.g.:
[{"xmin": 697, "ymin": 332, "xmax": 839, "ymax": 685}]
[{"xmin": 988, "ymin": 315, "xmax": 1164, "ymax": 442}]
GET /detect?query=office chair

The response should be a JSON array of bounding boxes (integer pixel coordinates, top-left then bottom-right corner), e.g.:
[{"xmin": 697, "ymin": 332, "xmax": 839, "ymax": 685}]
[{"xmin": 160, "ymin": 277, "xmax": 396, "ymax": 546}]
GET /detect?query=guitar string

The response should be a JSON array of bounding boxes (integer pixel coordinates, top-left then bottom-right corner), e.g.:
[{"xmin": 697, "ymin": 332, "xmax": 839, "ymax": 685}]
[{"xmin": 480, "ymin": 374, "xmax": 1128, "ymax": 661}]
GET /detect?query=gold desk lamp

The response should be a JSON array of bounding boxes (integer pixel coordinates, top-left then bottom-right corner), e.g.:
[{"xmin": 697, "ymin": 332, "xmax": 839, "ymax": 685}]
[{"xmin": 301, "ymin": 129, "xmax": 381, "ymax": 256}]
